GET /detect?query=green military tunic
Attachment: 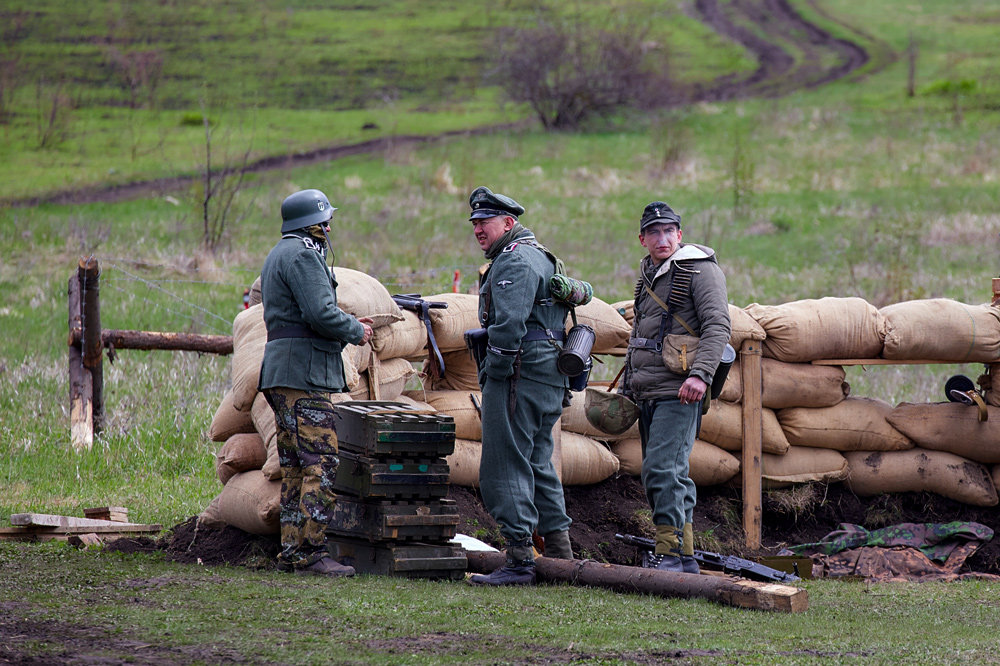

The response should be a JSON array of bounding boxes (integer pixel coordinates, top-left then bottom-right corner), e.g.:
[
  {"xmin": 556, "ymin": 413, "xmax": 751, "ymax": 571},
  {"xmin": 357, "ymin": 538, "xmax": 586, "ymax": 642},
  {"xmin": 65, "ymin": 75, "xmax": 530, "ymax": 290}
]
[
  {"xmin": 258, "ymin": 229, "xmax": 365, "ymax": 569},
  {"xmin": 477, "ymin": 226, "xmax": 572, "ymax": 552}
]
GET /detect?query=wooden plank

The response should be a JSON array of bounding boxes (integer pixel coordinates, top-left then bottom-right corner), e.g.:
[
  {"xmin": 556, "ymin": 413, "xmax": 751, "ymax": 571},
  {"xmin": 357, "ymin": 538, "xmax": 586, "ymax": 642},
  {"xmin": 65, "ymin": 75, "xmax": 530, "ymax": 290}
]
[
  {"xmin": 67, "ymin": 533, "xmax": 103, "ymax": 547},
  {"xmin": 12, "ymin": 513, "xmax": 136, "ymax": 528},
  {"xmin": 0, "ymin": 524, "xmax": 159, "ymax": 537},
  {"xmin": 84, "ymin": 507, "xmax": 129, "ymax": 522},
  {"xmin": 739, "ymin": 339, "xmax": 763, "ymax": 551},
  {"xmin": 811, "ymin": 358, "xmax": 974, "ymax": 366}
]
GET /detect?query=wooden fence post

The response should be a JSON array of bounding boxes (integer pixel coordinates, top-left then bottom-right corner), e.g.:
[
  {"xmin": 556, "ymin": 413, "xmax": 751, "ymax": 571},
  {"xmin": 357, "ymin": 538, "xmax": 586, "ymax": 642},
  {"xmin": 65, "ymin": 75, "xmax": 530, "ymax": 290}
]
[
  {"xmin": 739, "ymin": 339, "xmax": 763, "ymax": 550},
  {"xmin": 79, "ymin": 257, "xmax": 104, "ymax": 434},
  {"xmin": 68, "ymin": 273, "xmax": 93, "ymax": 451}
]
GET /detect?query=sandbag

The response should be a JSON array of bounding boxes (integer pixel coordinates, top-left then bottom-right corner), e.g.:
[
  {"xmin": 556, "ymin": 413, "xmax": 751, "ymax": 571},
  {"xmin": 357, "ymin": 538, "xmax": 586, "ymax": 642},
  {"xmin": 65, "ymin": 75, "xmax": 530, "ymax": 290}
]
[
  {"xmin": 423, "ymin": 349, "xmax": 480, "ymax": 391},
  {"xmin": 209, "ymin": 389, "xmax": 256, "ymax": 442},
  {"xmin": 560, "ymin": 431, "xmax": 620, "ymax": 486},
  {"xmin": 200, "ymin": 469, "xmax": 281, "ymax": 535},
  {"xmin": 364, "ymin": 356, "xmax": 416, "ymax": 401},
  {"xmin": 761, "ymin": 446, "xmax": 848, "ymax": 489},
  {"xmin": 717, "ymin": 359, "xmax": 742, "ymax": 403},
  {"xmin": 446, "ymin": 438, "xmax": 482, "ymax": 487},
  {"xmin": 333, "ymin": 267, "xmax": 405, "ymax": 328},
  {"xmin": 610, "ymin": 300, "xmax": 634, "ymax": 326},
  {"xmin": 881, "ymin": 299, "xmax": 1000, "ymax": 362},
  {"xmin": 573, "ymin": 296, "xmax": 632, "ymax": 354},
  {"xmin": 886, "ymin": 402, "xmax": 1000, "ymax": 463},
  {"xmin": 698, "ymin": 400, "xmax": 790, "ymax": 455},
  {"xmin": 610, "ymin": 438, "xmax": 739, "ymax": 486},
  {"xmin": 745, "ymin": 297, "xmax": 885, "ymax": 362},
  {"xmin": 230, "ymin": 304, "xmax": 266, "ymax": 411},
  {"xmin": 343, "ymin": 342, "xmax": 372, "ymax": 376},
  {"xmin": 404, "ymin": 389, "xmax": 482, "ymax": 440},
  {"xmin": 371, "ymin": 309, "xmax": 427, "ymax": 360},
  {"xmin": 248, "ymin": 276, "xmax": 262, "ymax": 308},
  {"xmin": 215, "ymin": 432, "xmax": 267, "ymax": 485},
  {"xmin": 422, "ymin": 293, "xmax": 481, "ymax": 352},
  {"xmin": 992, "ymin": 464, "xmax": 1000, "ymax": 492},
  {"xmin": 845, "ymin": 449, "xmax": 998, "ymax": 507},
  {"xmin": 728, "ymin": 304, "xmax": 766, "ymax": 349},
  {"xmin": 761, "ymin": 358, "xmax": 849, "ymax": 409},
  {"xmin": 778, "ymin": 397, "xmax": 912, "ymax": 452}
]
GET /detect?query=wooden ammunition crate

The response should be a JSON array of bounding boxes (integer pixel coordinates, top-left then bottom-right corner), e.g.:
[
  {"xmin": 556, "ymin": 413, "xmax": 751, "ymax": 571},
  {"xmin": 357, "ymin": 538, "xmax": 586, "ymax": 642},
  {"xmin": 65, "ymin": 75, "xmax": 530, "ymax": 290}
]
[
  {"xmin": 327, "ymin": 538, "xmax": 467, "ymax": 580},
  {"xmin": 334, "ymin": 450, "xmax": 450, "ymax": 500},
  {"xmin": 333, "ymin": 401, "xmax": 456, "ymax": 459},
  {"xmin": 327, "ymin": 497, "xmax": 460, "ymax": 543}
]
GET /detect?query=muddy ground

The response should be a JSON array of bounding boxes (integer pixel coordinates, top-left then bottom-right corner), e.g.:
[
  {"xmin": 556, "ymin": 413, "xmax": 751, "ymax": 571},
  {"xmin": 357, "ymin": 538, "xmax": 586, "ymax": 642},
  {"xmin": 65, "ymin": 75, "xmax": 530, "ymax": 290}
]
[{"xmin": 110, "ymin": 476, "xmax": 1000, "ymax": 577}]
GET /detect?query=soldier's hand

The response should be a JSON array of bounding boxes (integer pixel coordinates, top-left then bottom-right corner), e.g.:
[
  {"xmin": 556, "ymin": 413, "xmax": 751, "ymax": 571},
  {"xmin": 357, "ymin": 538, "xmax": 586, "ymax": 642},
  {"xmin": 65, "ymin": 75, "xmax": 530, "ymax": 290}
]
[
  {"xmin": 358, "ymin": 317, "xmax": 375, "ymax": 344},
  {"xmin": 678, "ymin": 376, "xmax": 708, "ymax": 405}
]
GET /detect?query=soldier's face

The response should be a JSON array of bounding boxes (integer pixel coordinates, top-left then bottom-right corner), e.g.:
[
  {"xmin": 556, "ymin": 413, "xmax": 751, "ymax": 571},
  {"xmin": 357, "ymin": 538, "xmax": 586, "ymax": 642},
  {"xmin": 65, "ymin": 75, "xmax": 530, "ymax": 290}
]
[
  {"xmin": 471, "ymin": 215, "xmax": 514, "ymax": 251},
  {"xmin": 639, "ymin": 223, "xmax": 682, "ymax": 262}
]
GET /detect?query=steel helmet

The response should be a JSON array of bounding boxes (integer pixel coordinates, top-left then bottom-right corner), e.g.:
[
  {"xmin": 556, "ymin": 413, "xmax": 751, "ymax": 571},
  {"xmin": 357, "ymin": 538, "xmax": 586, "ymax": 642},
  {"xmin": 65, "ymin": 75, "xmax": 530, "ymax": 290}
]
[{"xmin": 280, "ymin": 189, "xmax": 337, "ymax": 233}]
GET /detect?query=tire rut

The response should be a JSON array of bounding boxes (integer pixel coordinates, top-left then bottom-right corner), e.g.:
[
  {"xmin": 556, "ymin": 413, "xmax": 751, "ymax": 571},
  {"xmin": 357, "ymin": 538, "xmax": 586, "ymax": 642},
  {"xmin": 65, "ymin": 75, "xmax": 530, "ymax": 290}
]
[{"xmin": 9, "ymin": 1, "xmax": 886, "ymax": 208}]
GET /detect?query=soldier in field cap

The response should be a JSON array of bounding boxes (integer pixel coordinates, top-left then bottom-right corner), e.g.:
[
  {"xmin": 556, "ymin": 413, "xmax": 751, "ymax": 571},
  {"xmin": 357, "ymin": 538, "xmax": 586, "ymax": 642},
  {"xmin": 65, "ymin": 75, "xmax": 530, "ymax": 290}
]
[
  {"xmin": 623, "ymin": 200, "xmax": 731, "ymax": 574},
  {"xmin": 466, "ymin": 186, "xmax": 575, "ymax": 586}
]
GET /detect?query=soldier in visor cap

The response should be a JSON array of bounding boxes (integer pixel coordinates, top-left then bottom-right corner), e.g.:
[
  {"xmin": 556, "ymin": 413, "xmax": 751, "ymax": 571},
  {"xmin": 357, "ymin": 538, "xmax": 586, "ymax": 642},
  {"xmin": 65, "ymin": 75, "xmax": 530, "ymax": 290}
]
[
  {"xmin": 466, "ymin": 186, "xmax": 575, "ymax": 586},
  {"xmin": 258, "ymin": 188, "xmax": 374, "ymax": 577},
  {"xmin": 624, "ymin": 200, "xmax": 731, "ymax": 574}
]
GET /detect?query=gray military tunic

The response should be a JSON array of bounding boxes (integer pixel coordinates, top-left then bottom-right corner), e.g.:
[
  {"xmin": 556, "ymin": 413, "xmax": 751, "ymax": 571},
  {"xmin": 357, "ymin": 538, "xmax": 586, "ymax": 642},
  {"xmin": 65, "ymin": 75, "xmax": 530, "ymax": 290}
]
[{"xmin": 477, "ymin": 228, "xmax": 572, "ymax": 550}]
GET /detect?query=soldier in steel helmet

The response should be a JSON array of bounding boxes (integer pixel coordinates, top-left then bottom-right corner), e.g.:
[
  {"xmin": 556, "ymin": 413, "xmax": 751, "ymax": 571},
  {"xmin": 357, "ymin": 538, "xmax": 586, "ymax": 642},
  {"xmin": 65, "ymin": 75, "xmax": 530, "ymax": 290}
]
[
  {"xmin": 258, "ymin": 188, "xmax": 374, "ymax": 577},
  {"xmin": 465, "ymin": 186, "xmax": 575, "ymax": 587},
  {"xmin": 624, "ymin": 201, "xmax": 731, "ymax": 574}
]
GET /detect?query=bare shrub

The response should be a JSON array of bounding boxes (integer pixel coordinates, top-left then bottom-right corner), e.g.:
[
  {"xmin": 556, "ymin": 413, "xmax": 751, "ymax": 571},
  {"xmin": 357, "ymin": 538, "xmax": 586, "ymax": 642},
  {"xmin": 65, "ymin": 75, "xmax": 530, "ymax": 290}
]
[
  {"xmin": 34, "ymin": 78, "xmax": 73, "ymax": 149},
  {"xmin": 103, "ymin": 46, "xmax": 164, "ymax": 110},
  {"xmin": 194, "ymin": 107, "xmax": 257, "ymax": 253},
  {"xmin": 490, "ymin": 13, "xmax": 674, "ymax": 130}
]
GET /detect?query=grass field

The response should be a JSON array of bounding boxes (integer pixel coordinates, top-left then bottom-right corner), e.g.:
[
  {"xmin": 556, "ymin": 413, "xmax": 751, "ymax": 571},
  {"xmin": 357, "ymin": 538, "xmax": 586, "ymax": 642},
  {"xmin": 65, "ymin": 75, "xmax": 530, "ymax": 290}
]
[{"xmin": 2, "ymin": 0, "xmax": 1000, "ymax": 662}]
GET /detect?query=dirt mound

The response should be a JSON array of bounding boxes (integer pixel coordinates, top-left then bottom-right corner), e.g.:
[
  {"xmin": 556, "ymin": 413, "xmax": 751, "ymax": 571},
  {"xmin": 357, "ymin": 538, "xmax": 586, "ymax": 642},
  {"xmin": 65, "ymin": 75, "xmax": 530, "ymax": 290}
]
[{"xmin": 107, "ymin": 476, "xmax": 1000, "ymax": 575}]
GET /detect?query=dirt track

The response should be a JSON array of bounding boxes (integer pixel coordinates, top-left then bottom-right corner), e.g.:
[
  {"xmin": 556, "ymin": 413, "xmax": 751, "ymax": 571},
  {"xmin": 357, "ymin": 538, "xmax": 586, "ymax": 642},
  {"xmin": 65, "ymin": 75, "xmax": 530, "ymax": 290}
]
[{"xmin": 11, "ymin": 0, "xmax": 890, "ymax": 209}]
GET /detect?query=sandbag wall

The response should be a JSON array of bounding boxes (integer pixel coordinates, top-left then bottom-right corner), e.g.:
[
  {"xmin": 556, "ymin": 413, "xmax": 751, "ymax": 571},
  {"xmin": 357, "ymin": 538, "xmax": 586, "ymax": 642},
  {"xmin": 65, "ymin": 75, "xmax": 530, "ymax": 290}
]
[{"xmin": 719, "ymin": 297, "xmax": 1000, "ymax": 507}]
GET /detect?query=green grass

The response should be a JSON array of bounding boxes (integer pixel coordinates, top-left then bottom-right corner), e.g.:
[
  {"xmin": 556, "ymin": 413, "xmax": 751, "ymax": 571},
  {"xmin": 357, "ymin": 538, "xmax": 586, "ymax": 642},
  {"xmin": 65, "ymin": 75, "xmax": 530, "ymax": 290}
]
[{"xmin": 3, "ymin": 542, "xmax": 1000, "ymax": 664}]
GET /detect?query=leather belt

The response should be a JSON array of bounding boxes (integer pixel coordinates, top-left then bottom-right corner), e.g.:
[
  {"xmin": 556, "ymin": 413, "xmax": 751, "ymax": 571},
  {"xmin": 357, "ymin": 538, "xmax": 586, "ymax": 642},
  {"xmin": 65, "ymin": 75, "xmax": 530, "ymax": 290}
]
[
  {"xmin": 522, "ymin": 329, "xmax": 565, "ymax": 342},
  {"xmin": 267, "ymin": 325, "xmax": 321, "ymax": 342},
  {"xmin": 628, "ymin": 336, "xmax": 661, "ymax": 351}
]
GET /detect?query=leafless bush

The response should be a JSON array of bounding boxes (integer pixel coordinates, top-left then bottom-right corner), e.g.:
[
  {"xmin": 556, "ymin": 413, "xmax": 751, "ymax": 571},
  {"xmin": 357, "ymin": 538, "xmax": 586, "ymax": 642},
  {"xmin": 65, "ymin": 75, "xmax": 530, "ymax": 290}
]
[
  {"xmin": 490, "ymin": 14, "xmax": 674, "ymax": 129},
  {"xmin": 195, "ymin": 107, "xmax": 257, "ymax": 253},
  {"xmin": 103, "ymin": 46, "xmax": 164, "ymax": 109},
  {"xmin": 34, "ymin": 78, "xmax": 73, "ymax": 149}
]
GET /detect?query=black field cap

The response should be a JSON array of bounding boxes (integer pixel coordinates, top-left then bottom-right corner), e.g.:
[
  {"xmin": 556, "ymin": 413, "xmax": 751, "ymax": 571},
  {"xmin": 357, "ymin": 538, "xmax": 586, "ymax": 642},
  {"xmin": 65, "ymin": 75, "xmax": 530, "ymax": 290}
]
[
  {"xmin": 640, "ymin": 201, "xmax": 681, "ymax": 232},
  {"xmin": 468, "ymin": 186, "xmax": 525, "ymax": 220}
]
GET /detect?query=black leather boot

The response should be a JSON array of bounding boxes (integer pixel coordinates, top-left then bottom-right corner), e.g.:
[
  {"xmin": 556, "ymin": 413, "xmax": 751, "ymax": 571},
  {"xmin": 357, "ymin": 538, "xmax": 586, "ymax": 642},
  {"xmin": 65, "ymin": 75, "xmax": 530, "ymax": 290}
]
[
  {"xmin": 680, "ymin": 556, "xmax": 700, "ymax": 574},
  {"xmin": 468, "ymin": 561, "xmax": 537, "ymax": 586},
  {"xmin": 643, "ymin": 552, "xmax": 685, "ymax": 573},
  {"xmin": 296, "ymin": 556, "xmax": 356, "ymax": 578}
]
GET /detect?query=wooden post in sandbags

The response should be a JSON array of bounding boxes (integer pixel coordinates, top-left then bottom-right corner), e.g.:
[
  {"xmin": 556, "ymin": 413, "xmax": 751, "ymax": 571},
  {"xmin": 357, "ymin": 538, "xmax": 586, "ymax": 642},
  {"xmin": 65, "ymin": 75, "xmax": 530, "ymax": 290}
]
[{"xmin": 739, "ymin": 339, "xmax": 763, "ymax": 550}]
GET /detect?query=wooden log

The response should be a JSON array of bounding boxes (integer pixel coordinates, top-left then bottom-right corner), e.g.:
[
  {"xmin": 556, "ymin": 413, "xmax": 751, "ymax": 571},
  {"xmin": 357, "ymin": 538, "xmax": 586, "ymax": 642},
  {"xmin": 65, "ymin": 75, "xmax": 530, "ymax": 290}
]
[
  {"xmin": 466, "ymin": 552, "xmax": 808, "ymax": 613},
  {"xmin": 992, "ymin": 277, "xmax": 1000, "ymax": 307},
  {"xmin": 740, "ymin": 339, "xmax": 763, "ymax": 550},
  {"xmin": 68, "ymin": 274, "xmax": 93, "ymax": 451},
  {"xmin": 69, "ymin": 328, "xmax": 234, "ymax": 355},
  {"xmin": 79, "ymin": 257, "xmax": 105, "ymax": 433}
]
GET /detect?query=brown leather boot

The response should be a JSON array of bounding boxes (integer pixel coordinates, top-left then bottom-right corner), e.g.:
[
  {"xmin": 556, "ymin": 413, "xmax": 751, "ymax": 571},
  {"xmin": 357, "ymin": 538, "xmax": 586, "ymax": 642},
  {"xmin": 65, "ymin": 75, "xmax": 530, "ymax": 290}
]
[{"xmin": 296, "ymin": 556, "xmax": 356, "ymax": 578}]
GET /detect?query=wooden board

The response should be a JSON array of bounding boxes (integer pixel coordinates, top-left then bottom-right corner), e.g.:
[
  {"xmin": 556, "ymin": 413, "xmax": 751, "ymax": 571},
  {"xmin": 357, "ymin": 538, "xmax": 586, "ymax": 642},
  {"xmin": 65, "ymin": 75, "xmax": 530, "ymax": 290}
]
[
  {"xmin": 0, "ymin": 523, "xmax": 161, "ymax": 536},
  {"xmin": 11, "ymin": 513, "xmax": 143, "ymax": 528}
]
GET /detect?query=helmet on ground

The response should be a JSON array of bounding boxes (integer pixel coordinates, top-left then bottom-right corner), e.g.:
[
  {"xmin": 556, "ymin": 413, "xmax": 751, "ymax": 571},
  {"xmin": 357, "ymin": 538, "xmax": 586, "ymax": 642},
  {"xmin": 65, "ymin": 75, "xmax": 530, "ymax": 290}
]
[{"xmin": 280, "ymin": 189, "xmax": 337, "ymax": 233}]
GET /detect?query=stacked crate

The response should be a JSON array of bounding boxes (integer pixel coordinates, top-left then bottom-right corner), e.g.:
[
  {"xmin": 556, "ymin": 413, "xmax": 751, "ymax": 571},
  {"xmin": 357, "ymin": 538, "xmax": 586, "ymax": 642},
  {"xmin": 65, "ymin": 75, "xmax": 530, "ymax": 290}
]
[{"xmin": 325, "ymin": 401, "xmax": 467, "ymax": 579}]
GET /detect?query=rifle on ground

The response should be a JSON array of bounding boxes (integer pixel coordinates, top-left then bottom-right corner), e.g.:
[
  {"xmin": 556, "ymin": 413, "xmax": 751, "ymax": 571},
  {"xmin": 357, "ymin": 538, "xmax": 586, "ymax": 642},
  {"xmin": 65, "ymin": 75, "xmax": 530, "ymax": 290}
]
[
  {"xmin": 391, "ymin": 294, "xmax": 448, "ymax": 378},
  {"xmin": 615, "ymin": 533, "xmax": 800, "ymax": 583}
]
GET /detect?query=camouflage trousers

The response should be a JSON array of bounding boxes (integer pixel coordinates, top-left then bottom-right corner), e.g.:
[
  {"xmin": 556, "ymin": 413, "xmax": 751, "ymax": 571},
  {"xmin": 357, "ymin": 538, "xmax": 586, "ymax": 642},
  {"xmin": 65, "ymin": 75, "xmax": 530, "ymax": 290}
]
[{"xmin": 263, "ymin": 388, "xmax": 341, "ymax": 568}]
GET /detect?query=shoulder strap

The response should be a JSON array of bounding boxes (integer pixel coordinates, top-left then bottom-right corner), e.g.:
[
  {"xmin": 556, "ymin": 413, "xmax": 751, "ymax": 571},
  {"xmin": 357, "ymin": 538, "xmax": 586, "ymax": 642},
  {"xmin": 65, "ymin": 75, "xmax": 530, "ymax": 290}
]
[{"xmin": 643, "ymin": 284, "xmax": 697, "ymax": 336}]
